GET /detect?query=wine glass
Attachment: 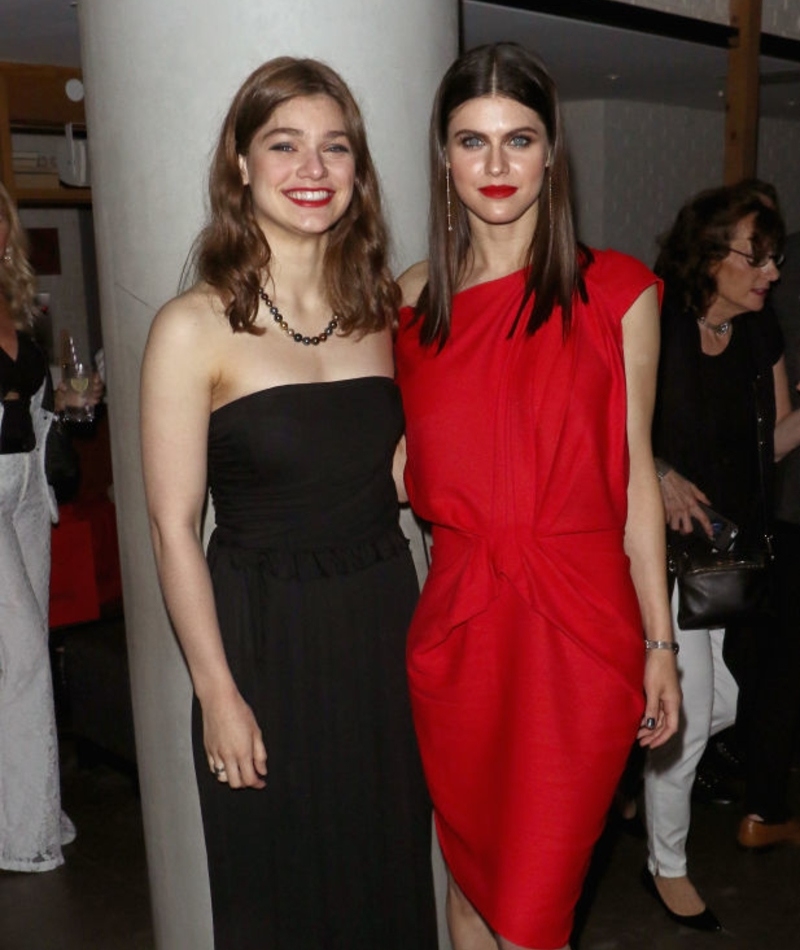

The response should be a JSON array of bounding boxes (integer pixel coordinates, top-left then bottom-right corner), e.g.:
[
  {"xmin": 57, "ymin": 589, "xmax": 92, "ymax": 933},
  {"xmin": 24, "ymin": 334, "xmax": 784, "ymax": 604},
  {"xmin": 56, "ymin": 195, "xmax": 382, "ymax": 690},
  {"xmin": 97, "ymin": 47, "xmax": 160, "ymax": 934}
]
[{"xmin": 62, "ymin": 358, "xmax": 95, "ymax": 423}]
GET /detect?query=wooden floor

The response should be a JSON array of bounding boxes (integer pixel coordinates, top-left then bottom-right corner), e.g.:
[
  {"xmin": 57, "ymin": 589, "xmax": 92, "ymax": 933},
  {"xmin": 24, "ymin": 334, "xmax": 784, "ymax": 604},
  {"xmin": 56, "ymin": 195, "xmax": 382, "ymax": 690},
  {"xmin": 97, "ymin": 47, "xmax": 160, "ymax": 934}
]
[{"xmin": 1, "ymin": 720, "xmax": 798, "ymax": 949}]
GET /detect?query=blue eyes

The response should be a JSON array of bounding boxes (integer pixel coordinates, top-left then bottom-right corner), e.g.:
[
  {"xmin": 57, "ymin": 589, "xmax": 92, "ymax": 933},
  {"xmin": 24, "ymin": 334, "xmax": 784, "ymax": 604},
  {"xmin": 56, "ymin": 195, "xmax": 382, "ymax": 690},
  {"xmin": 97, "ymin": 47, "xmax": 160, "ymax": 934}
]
[{"xmin": 458, "ymin": 134, "xmax": 534, "ymax": 149}]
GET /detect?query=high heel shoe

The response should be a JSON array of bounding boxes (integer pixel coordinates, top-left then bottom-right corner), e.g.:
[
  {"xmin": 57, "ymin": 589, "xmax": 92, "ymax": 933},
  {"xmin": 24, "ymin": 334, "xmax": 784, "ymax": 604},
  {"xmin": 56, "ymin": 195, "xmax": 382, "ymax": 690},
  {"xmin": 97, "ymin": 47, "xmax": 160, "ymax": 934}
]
[{"xmin": 640, "ymin": 868, "xmax": 722, "ymax": 932}]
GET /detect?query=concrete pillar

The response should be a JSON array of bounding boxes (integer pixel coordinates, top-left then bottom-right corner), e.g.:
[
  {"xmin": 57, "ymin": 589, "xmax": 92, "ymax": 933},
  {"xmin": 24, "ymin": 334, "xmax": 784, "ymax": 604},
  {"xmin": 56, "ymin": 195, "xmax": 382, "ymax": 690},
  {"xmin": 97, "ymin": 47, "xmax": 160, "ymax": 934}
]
[{"xmin": 76, "ymin": 2, "xmax": 457, "ymax": 948}]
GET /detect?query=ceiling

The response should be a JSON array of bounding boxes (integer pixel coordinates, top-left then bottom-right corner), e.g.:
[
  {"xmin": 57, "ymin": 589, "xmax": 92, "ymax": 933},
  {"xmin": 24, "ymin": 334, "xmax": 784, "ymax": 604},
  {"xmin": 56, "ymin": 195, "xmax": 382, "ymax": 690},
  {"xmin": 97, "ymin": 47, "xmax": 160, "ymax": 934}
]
[
  {"xmin": 464, "ymin": 1, "xmax": 800, "ymax": 119},
  {"xmin": 0, "ymin": 0, "xmax": 799, "ymax": 119},
  {"xmin": 0, "ymin": 0, "xmax": 81, "ymax": 68}
]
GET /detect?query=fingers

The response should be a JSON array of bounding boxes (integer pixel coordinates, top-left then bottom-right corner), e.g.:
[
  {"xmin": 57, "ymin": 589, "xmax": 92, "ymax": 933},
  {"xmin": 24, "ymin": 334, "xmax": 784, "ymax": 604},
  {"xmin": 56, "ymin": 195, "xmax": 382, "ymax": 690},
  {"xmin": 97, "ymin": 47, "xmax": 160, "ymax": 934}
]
[
  {"xmin": 636, "ymin": 706, "xmax": 666, "ymax": 746},
  {"xmin": 637, "ymin": 695, "xmax": 681, "ymax": 748},
  {"xmin": 206, "ymin": 743, "xmax": 267, "ymax": 789},
  {"xmin": 207, "ymin": 756, "xmax": 259, "ymax": 789},
  {"xmin": 649, "ymin": 696, "xmax": 681, "ymax": 748},
  {"xmin": 253, "ymin": 733, "xmax": 268, "ymax": 778}
]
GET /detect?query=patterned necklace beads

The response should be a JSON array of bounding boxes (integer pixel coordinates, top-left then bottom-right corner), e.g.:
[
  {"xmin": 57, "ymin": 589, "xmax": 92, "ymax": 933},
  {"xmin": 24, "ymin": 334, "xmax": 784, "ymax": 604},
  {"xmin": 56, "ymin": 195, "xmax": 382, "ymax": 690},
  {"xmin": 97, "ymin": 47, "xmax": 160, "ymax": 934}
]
[{"xmin": 258, "ymin": 288, "xmax": 339, "ymax": 346}]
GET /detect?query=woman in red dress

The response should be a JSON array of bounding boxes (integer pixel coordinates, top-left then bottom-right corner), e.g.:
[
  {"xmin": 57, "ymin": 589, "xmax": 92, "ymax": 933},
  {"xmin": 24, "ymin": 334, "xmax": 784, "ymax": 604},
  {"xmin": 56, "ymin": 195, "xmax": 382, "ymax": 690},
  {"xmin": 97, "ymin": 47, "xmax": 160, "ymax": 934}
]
[{"xmin": 395, "ymin": 44, "xmax": 681, "ymax": 950}]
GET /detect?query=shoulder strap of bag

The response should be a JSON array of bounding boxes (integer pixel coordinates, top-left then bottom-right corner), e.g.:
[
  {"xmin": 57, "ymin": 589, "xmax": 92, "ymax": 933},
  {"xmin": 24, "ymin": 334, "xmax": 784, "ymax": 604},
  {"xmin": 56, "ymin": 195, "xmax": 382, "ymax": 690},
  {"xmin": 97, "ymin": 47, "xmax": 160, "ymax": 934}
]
[{"xmin": 751, "ymin": 363, "xmax": 775, "ymax": 561}]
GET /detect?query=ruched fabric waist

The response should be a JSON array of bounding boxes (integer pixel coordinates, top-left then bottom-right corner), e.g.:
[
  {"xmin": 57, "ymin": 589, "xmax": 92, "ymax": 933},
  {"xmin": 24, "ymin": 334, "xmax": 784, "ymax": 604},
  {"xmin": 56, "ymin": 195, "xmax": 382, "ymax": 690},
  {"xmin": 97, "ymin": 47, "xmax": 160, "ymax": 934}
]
[
  {"xmin": 427, "ymin": 524, "xmax": 629, "ymax": 630},
  {"xmin": 208, "ymin": 522, "xmax": 410, "ymax": 581},
  {"xmin": 412, "ymin": 523, "xmax": 643, "ymax": 700}
]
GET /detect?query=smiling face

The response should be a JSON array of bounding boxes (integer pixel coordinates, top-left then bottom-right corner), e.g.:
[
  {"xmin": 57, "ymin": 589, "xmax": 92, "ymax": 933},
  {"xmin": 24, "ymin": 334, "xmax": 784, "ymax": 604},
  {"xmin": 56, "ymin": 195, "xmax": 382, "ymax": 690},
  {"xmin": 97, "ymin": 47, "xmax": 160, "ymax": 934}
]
[
  {"xmin": 238, "ymin": 94, "xmax": 356, "ymax": 242},
  {"xmin": 707, "ymin": 212, "xmax": 781, "ymax": 324},
  {"xmin": 446, "ymin": 94, "xmax": 550, "ymax": 232}
]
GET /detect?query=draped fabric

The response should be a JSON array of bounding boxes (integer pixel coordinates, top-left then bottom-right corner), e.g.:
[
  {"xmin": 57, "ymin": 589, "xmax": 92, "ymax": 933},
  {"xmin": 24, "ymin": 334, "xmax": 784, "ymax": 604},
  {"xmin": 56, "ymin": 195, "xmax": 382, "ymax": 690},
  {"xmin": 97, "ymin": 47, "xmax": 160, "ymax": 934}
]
[{"xmin": 395, "ymin": 250, "xmax": 659, "ymax": 947}]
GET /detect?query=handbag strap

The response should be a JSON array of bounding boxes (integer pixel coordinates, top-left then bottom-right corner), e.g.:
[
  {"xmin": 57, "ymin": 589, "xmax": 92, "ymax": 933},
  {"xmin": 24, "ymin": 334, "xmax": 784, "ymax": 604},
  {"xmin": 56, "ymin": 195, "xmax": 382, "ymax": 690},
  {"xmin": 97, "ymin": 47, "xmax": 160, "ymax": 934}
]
[{"xmin": 752, "ymin": 372, "xmax": 775, "ymax": 560}]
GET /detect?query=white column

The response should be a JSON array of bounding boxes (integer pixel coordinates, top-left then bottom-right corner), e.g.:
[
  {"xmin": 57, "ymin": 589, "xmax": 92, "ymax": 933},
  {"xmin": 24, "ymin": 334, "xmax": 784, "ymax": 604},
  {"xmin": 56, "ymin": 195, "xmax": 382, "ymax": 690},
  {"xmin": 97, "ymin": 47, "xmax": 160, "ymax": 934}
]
[{"xmin": 77, "ymin": 2, "xmax": 457, "ymax": 948}]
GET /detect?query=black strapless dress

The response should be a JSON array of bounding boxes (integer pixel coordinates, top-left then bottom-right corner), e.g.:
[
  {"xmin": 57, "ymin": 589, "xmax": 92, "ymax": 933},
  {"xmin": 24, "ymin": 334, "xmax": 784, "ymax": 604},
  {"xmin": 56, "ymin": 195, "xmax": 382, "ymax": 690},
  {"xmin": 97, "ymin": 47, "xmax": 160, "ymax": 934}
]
[{"xmin": 193, "ymin": 377, "xmax": 437, "ymax": 950}]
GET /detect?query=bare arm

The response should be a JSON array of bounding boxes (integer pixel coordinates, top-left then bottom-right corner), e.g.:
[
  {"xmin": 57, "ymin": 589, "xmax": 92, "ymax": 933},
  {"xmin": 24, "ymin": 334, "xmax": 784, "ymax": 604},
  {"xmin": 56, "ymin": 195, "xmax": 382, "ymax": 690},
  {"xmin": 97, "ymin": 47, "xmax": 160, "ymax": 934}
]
[
  {"xmin": 393, "ymin": 435, "xmax": 408, "ymax": 504},
  {"xmin": 773, "ymin": 356, "xmax": 800, "ymax": 461},
  {"xmin": 621, "ymin": 285, "xmax": 681, "ymax": 748},
  {"xmin": 140, "ymin": 296, "xmax": 267, "ymax": 789}
]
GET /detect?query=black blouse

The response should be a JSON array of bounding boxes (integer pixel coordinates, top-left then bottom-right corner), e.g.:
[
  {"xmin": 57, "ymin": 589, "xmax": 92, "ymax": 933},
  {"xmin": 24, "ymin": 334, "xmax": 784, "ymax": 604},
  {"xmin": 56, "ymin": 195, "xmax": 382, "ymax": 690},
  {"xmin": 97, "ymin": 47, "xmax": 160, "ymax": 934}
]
[
  {"xmin": 653, "ymin": 295, "xmax": 783, "ymax": 550},
  {"xmin": 0, "ymin": 331, "xmax": 52, "ymax": 454}
]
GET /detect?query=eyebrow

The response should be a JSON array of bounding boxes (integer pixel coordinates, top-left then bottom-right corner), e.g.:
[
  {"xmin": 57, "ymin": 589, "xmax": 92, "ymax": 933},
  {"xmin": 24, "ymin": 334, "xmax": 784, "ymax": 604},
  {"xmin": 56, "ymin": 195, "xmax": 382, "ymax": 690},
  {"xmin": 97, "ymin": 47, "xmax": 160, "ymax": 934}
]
[
  {"xmin": 263, "ymin": 127, "xmax": 349, "ymax": 140},
  {"xmin": 452, "ymin": 125, "xmax": 542, "ymax": 137}
]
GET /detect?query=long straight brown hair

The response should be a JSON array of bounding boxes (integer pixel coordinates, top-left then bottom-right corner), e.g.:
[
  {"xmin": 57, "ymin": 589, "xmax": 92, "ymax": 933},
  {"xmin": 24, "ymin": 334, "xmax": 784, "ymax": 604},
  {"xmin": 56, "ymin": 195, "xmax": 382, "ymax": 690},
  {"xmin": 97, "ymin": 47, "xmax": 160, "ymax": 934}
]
[
  {"xmin": 416, "ymin": 43, "xmax": 588, "ymax": 349},
  {"xmin": 191, "ymin": 57, "xmax": 398, "ymax": 335}
]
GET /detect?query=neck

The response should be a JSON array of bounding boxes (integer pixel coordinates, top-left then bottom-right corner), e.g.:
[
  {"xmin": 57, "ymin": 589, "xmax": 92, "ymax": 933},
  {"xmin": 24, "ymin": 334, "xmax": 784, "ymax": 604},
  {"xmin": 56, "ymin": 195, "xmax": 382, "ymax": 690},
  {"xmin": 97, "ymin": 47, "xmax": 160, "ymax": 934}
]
[
  {"xmin": 698, "ymin": 313, "xmax": 731, "ymax": 336},
  {"xmin": 464, "ymin": 202, "xmax": 539, "ymax": 281},
  {"xmin": 263, "ymin": 242, "xmax": 328, "ymax": 304},
  {"xmin": 465, "ymin": 229, "xmax": 531, "ymax": 285},
  {"xmin": 0, "ymin": 299, "xmax": 17, "ymax": 333},
  {"xmin": 704, "ymin": 295, "xmax": 742, "ymax": 329}
]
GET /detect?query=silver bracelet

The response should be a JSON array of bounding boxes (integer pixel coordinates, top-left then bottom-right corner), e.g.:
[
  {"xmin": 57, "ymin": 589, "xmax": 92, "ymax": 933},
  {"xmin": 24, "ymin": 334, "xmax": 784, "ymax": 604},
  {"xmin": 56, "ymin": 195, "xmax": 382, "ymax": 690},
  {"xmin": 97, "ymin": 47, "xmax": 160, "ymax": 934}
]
[
  {"xmin": 645, "ymin": 639, "xmax": 679, "ymax": 655},
  {"xmin": 654, "ymin": 459, "xmax": 672, "ymax": 481}
]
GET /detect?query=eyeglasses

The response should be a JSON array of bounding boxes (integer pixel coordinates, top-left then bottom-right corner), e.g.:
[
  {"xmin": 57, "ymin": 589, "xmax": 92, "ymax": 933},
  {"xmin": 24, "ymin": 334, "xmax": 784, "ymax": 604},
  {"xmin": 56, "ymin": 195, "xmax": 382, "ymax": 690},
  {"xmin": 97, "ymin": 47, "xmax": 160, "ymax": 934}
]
[{"xmin": 726, "ymin": 247, "xmax": 785, "ymax": 269}]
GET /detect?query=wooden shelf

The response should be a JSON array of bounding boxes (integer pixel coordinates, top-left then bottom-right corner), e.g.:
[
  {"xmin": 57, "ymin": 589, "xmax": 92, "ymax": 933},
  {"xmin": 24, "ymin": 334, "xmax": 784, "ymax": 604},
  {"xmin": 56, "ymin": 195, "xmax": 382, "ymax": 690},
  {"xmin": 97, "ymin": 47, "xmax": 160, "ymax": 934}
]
[
  {"xmin": 14, "ymin": 186, "xmax": 91, "ymax": 207},
  {"xmin": 0, "ymin": 61, "xmax": 91, "ymax": 207}
]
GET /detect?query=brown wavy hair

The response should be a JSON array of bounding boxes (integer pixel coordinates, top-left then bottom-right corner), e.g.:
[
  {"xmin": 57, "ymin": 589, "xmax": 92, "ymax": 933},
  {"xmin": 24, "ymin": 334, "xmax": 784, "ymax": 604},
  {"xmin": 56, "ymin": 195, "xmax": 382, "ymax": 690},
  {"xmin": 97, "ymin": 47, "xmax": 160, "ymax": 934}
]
[
  {"xmin": 416, "ymin": 43, "xmax": 588, "ymax": 349},
  {"xmin": 0, "ymin": 182, "xmax": 37, "ymax": 329},
  {"xmin": 190, "ymin": 57, "xmax": 398, "ymax": 335},
  {"xmin": 654, "ymin": 181, "xmax": 785, "ymax": 320}
]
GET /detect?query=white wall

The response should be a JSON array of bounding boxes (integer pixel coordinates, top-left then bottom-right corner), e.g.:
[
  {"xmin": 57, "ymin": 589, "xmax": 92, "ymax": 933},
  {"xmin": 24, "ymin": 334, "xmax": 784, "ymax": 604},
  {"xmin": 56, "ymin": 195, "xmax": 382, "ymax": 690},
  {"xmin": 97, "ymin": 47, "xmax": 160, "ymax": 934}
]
[
  {"xmin": 77, "ymin": 1, "xmax": 457, "ymax": 947},
  {"xmin": 564, "ymin": 98, "xmax": 800, "ymax": 264}
]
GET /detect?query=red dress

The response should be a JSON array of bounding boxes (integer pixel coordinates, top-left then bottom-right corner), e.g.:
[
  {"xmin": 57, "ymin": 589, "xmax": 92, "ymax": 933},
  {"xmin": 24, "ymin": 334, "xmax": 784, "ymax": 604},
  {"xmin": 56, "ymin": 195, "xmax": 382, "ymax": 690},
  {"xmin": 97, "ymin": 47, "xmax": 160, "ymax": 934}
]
[{"xmin": 395, "ymin": 249, "xmax": 659, "ymax": 948}]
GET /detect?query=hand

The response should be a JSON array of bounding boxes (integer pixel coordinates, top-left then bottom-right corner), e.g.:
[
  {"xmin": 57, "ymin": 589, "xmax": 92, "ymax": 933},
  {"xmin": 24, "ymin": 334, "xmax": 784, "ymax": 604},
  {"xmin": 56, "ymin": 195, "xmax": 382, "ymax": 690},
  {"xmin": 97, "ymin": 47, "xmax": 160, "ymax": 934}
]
[
  {"xmin": 86, "ymin": 371, "xmax": 105, "ymax": 407},
  {"xmin": 54, "ymin": 372, "xmax": 105, "ymax": 413},
  {"xmin": 637, "ymin": 650, "xmax": 681, "ymax": 748},
  {"xmin": 659, "ymin": 469, "xmax": 712, "ymax": 538},
  {"xmin": 202, "ymin": 688, "xmax": 268, "ymax": 789}
]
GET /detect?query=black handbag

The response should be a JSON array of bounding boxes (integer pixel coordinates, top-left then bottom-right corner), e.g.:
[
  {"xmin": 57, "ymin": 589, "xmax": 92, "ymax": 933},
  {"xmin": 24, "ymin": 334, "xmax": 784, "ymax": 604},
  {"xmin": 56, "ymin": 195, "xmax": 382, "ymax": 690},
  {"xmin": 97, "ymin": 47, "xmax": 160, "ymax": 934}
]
[
  {"xmin": 669, "ymin": 374, "xmax": 774, "ymax": 631},
  {"xmin": 671, "ymin": 548, "xmax": 771, "ymax": 630}
]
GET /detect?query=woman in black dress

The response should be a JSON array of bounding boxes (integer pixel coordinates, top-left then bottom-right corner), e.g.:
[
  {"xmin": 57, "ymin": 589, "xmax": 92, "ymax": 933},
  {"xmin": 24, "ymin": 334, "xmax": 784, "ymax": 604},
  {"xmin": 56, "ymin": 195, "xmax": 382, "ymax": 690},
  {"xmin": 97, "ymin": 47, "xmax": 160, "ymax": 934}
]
[{"xmin": 140, "ymin": 58, "xmax": 437, "ymax": 950}]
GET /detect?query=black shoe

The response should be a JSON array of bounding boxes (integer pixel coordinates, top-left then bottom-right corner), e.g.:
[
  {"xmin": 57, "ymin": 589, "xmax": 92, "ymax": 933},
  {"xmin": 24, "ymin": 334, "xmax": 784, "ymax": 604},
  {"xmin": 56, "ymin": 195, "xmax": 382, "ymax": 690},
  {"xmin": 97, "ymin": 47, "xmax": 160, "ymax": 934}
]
[
  {"xmin": 691, "ymin": 767, "xmax": 740, "ymax": 806},
  {"xmin": 709, "ymin": 737, "xmax": 746, "ymax": 779},
  {"xmin": 640, "ymin": 868, "xmax": 722, "ymax": 932}
]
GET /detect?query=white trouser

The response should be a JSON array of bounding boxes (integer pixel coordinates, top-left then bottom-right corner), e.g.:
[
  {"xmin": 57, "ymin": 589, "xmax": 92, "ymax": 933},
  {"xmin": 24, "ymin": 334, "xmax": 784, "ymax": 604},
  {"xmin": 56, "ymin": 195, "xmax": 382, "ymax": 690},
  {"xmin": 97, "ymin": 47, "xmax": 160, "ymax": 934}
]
[
  {"xmin": 0, "ymin": 451, "xmax": 68, "ymax": 872},
  {"xmin": 644, "ymin": 586, "xmax": 739, "ymax": 878}
]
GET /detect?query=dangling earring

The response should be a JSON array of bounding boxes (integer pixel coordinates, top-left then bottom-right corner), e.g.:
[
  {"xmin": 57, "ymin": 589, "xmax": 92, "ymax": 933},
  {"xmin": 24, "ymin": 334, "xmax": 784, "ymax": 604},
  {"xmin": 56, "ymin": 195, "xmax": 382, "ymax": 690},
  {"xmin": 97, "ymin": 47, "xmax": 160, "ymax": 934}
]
[
  {"xmin": 546, "ymin": 163, "xmax": 553, "ymax": 222},
  {"xmin": 2, "ymin": 249, "xmax": 10, "ymax": 265},
  {"xmin": 445, "ymin": 162, "xmax": 453, "ymax": 233}
]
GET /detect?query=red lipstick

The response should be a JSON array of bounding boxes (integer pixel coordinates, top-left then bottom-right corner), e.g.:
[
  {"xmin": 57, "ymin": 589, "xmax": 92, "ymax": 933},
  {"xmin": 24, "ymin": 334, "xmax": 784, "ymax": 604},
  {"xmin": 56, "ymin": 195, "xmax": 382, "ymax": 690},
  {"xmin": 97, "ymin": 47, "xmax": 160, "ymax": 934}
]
[{"xmin": 479, "ymin": 185, "xmax": 518, "ymax": 199}]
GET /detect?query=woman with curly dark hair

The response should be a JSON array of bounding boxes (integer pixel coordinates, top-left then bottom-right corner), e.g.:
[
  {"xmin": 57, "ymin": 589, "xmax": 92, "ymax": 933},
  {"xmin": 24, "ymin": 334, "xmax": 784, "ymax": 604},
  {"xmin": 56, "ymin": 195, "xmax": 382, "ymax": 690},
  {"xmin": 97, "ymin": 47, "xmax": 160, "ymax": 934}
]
[
  {"xmin": 140, "ymin": 58, "xmax": 436, "ymax": 950},
  {"xmin": 643, "ymin": 182, "xmax": 800, "ymax": 931}
]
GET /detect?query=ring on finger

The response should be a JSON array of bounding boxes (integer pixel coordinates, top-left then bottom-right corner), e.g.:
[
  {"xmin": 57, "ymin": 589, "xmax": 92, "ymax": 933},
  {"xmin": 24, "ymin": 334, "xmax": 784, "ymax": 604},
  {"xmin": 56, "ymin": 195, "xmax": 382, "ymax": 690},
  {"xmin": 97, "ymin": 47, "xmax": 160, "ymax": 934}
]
[{"xmin": 212, "ymin": 764, "xmax": 226, "ymax": 776}]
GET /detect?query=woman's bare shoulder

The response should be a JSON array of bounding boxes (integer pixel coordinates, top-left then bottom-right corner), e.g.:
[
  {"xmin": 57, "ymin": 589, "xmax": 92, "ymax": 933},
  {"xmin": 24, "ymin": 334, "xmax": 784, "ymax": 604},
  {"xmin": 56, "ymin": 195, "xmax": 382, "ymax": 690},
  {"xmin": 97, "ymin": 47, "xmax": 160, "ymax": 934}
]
[
  {"xmin": 147, "ymin": 283, "xmax": 228, "ymax": 348},
  {"xmin": 397, "ymin": 260, "xmax": 429, "ymax": 308}
]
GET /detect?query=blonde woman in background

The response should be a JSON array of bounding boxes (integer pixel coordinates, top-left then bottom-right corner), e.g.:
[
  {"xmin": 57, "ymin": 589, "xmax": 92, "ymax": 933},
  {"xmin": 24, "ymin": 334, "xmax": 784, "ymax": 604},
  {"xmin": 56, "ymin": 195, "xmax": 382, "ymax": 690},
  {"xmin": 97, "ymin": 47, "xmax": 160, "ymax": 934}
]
[{"xmin": 0, "ymin": 181, "xmax": 76, "ymax": 872}]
